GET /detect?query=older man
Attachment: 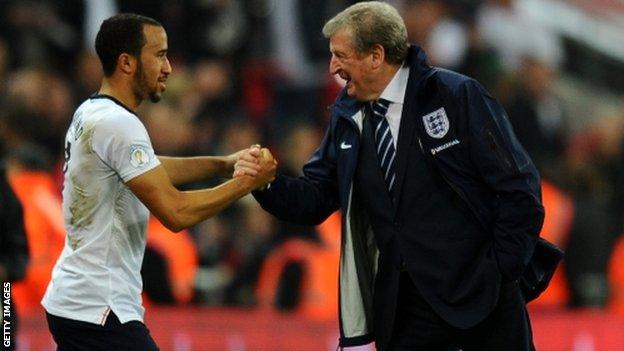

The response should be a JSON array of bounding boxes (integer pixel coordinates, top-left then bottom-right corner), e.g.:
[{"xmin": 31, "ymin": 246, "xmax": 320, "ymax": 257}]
[{"xmin": 239, "ymin": 2, "xmax": 546, "ymax": 350}]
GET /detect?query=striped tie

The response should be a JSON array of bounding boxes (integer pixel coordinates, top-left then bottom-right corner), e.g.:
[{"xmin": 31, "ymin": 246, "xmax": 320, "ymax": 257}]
[{"xmin": 369, "ymin": 99, "xmax": 397, "ymax": 196}]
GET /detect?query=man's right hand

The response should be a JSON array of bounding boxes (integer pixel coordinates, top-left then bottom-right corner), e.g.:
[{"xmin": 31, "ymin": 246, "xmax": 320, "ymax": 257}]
[
  {"xmin": 254, "ymin": 148, "xmax": 277, "ymax": 189},
  {"xmin": 235, "ymin": 146, "xmax": 277, "ymax": 190},
  {"xmin": 233, "ymin": 145, "xmax": 263, "ymax": 177}
]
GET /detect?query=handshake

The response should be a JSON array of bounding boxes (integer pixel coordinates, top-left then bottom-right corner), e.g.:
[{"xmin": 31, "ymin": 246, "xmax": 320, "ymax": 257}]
[{"xmin": 232, "ymin": 144, "xmax": 278, "ymax": 191}]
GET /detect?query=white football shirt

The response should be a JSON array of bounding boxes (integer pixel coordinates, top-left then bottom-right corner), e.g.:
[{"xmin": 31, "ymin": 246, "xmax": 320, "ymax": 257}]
[{"xmin": 42, "ymin": 95, "xmax": 160, "ymax": 325}]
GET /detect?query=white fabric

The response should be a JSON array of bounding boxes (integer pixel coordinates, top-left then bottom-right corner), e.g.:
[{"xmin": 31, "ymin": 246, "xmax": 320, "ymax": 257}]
[
  {"xmin": 378, "ymin": 64, "xmax": 410, "ymax": 148},
  {"xmin": 42, "ymin": 96, "xmax": 160, "ymax": 325}
]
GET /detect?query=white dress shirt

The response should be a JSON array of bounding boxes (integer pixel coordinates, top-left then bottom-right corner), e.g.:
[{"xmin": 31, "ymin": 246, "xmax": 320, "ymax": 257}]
[{"xmin": 378, "ymin": 64, "xmax": 410, "ymax": 147}]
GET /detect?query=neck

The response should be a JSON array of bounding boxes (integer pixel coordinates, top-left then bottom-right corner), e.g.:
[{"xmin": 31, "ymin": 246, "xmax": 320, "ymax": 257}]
[
  {"xmin": 98, "ymin": 77, "xmax": 140, "ymax": 111},
  {"xmin": 369, "ymin": 63, "xmax": 401, "ymax": 101}
]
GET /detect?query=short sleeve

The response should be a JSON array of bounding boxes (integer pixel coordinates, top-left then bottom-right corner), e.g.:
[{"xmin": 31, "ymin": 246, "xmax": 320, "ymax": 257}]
[{"xmin": 91, "ymin": 113, "xmax": 160, "ymax": 182}]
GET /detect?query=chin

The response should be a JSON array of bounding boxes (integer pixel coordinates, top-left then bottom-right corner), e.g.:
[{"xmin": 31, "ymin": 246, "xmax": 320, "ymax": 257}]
[
  {"xmin": 347, "ymin": 90, "xmax": 363, "ymax": 101},
  {"xmin": 149, "ymin": 93, "xmax": 162, "ymax": 103}
]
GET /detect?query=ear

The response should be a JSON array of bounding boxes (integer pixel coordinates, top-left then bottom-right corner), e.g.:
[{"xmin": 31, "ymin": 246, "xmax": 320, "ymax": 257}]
[
  {"xmin": 370, "ymin": 44, "xmax": 385, "ymax": 69},
  {"xmin": 118, "ymin": 53, "xmax": 137, "ymax": 75}
]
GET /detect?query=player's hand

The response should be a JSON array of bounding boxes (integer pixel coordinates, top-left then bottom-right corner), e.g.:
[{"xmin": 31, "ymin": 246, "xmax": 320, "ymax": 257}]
[
  {"xmin": 253, "ymin": 148, "xmax": 277, "ymax": 189},
  {"xmin": 233, "ymin": 145, "xmax": 262, "ymax": 177}
]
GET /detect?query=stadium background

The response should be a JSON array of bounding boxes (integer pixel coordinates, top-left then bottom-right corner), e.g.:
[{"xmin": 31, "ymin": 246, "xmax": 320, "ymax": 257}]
[{"xmin": 1, "ymin": 0, "xmax": 624, "ymax": 350}]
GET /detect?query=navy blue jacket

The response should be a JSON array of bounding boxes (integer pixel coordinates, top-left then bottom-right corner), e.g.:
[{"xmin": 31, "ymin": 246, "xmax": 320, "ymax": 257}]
[{"xmin": 254, "ymin": 45, "xmax": 544, "ymax": 347}]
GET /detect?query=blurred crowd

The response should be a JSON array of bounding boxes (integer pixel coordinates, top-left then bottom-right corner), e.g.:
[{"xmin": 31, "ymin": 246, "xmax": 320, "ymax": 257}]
[{"xmin": 1, "ymin": 0, "xmax": 624, "ymax": 321}]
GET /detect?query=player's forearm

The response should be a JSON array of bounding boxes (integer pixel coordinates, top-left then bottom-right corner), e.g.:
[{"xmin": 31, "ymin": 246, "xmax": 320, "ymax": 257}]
[
  {"xmin": 164, "ymin": 176, "xmax": 256, "ymax": 231},
  {"xmin": 158, "ymin": 155, "xmax": 234, "ymax": 185}
]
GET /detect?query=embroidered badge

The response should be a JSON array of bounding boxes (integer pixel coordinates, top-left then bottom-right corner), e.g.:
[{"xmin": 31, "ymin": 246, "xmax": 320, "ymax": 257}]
[
  {"xmin": 422, "ymin": 108, "xmax": 449, "ymax": 139},
  {"xmin": 129, "ymin": 145, "xmax": 151, "ymax": 168}
]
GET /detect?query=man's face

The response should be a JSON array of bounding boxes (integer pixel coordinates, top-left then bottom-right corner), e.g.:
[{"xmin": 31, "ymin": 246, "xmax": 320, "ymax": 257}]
[
  {"xmin": 329, "ymin": 29, "xmax": 376, "ymax": 102},
  {"xmin": 133, "ymin": 25, "xmax": 171, "ymax": 103}
]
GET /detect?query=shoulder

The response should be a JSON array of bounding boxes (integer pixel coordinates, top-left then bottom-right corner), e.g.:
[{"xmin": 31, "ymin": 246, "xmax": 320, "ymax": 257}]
[
  {"xmin": 81, "ymin": 99, "xmax": 143, "ymax": 132},
  {"xmin": 430, "ymin": 68, "xmax": 484, "ymax": 97},
  {"xmin": 79, "ymin": 99, "xmax": 149, "ymax": 147}
]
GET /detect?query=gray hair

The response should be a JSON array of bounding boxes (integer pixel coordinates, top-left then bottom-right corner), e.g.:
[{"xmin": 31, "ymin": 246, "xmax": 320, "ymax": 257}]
[{"xmin": 322, "ymin": 1, "xmax": 408, "ymax": 65}]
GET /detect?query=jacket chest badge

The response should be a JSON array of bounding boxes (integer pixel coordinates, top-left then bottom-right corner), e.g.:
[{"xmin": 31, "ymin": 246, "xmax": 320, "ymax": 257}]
[{"xmin": 422, "ymin": 107, "xmax": 449, "ymax": 139}]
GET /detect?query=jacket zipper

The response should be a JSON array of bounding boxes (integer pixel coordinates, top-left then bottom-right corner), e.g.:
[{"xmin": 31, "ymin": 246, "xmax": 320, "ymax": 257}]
[{"xmin": 487, "ymin": 130, "xmax": 513, "ymax": 172}]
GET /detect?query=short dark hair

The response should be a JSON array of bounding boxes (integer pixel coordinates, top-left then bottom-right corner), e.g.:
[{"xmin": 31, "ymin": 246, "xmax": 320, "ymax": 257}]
[{"xmin": 95, "ymin": 13, "xmax": 162, "ymax": 76}]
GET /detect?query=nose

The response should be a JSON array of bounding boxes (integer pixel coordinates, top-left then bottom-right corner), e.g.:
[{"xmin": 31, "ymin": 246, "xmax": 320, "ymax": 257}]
[
  {"xmin": 329, "ymin": 55, "xmax": 339, "ymax": 75},
  {"xmin": 163, "ymin": 57, "xmax": 172, "ymax": 75}
]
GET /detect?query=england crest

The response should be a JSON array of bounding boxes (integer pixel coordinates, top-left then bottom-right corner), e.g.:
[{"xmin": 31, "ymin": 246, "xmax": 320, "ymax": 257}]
[{"xmin": 422, "ymin": 108, "xmax": 449, "ymax": 139}]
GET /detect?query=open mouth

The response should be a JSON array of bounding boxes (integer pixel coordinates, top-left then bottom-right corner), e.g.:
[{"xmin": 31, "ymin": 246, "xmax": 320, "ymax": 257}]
[{"xmin": 338, "ymin": 71, "xmax": 350, "ymax": 82}]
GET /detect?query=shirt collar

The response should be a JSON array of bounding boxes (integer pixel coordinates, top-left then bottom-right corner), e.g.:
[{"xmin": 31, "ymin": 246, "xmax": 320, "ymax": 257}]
[{"xmin": 379, "ymin": 62, "xmax": 409, "ymax": 105}]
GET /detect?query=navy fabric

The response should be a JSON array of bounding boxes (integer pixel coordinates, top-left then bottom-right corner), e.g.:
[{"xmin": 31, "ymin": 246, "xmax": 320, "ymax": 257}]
[
  {"xmin": 253, "ymin": 45, "xmax": 545, "ymax": 348},
  {"xmin": 46, "ymin": 312, "xmax": 159, "ymax": 351},
  {"xmin": 354, "ymin": 110, "xmax": 400, "ymax": 267}
]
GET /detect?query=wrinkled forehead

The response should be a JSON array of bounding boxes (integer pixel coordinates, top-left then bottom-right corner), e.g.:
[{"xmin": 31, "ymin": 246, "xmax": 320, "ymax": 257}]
[{"xmin": 330, "ymin": 29, "xmax": 356, "ymax": 52}]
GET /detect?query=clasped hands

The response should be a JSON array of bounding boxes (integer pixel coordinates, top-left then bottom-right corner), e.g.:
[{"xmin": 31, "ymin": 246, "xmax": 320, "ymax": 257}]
[{"xmin": 233, "ymin": 144, "xmax": 277, "ymax": 190}]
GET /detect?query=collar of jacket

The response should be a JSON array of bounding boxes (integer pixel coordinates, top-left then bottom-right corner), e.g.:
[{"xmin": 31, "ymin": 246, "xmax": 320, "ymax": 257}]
[{"xmin": 330, "ymin": 44, "xmax": 432, "ymax": 121}]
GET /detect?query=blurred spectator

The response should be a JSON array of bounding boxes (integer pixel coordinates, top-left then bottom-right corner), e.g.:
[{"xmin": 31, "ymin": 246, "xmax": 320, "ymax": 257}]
[
  {"xmin": 0, "ymin": 160, "xmax": 29, "ymax": 351},
  {"xmin": 244, "ymin": 122, "xmax": 327, "ymax": 312},
  {"xmin": 402, "ymin": 0, "xmax": 468, "ymax": 70},
  {"xmin": 193, "ymin": 119, "xmax": 264, "ymax": 304},
  {"xmin": 0, "ymin": 0, "xmax": 84, "ymax": 75},
  {"xmin": 564, "ymin": 114, "xmax": 624, "ymax": 307},
  {"xmin": 142, "ymin": 217, "xmax": 199, "ymax": 305},
  {"xmin": 224, "ymin": 198, "xmax": 277, "ymax": 307},
  {"xmin": 218, "ymin": 119, "xmax": 264, "ymax": 155},
  {"xmin": 71, "ymin": 50, "xmax": 104, "ymax": 102},
  {"xmin": 476, "ymin": 0, "xmax": 563, "ymax": 73},
  {"xmin": 142, "ymin": 102, "xmax": 195, "ymax": 156},
  {"xmin": 193, "ymin": 216, "xmax": 235, "ymax": 305},
  {"xmin": 455, "ymin": 17, "xmax": 503, "ymax": 92},
  {"xmin": 266, "ymin": 0, "xmax": 350, "ymax": 126},
  {"xmin": 0, "ymin": 38, "xmax": 10, "ymax": 90},
  {"xmin": 505, "ymin": 57, "xmax": 568, "ymax": 184},
  {"xmin": 7, "ymin": 144, "xmax": 64, "ymax": 315},
  {"xmin": 255, "ymin": 211, "xmax": 340, "ymax": 319},
  {"xmin": 122, "ymin": 0, "xmax": 248, "ymax": 62},
  {"xmin": 186, "ymin": 0, "xmax": 248, "ymax": 60},
  {"xmin": 400, "ymin": 1, "xmax": 504, "ymax": 91},
  {"xmin": 82, "ymin": 0, "xmax": 117, "ymax": 51},
  {"xmin": 274, "ymin": 122, "xmax": 323, "ymax": 243},
  {"xmin": 192, "ymin": 60, "xmax": 243, "ymax": 133},
  {"xmin": 4, "ymin": 68, "xmax": 74, "ymax": 161}
]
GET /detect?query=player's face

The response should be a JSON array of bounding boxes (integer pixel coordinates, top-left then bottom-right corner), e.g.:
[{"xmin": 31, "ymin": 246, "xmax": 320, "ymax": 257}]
[
  {"xmin": 328, "ymin": 29, "xmax": 376, "ymax": 102},
  {"xmin": 133, "ymin": 25, "xmax": 171, "ymax": 103}
]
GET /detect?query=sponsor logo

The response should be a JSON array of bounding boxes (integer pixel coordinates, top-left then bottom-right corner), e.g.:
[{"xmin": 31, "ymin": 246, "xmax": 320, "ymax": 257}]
[
  {"xmin": 430, "ymin": 139, "xmax": 460, "ymax": 155},
  {"xmin": 340, "ymin": 141, "xmax": 353, "ymax": 150}
]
